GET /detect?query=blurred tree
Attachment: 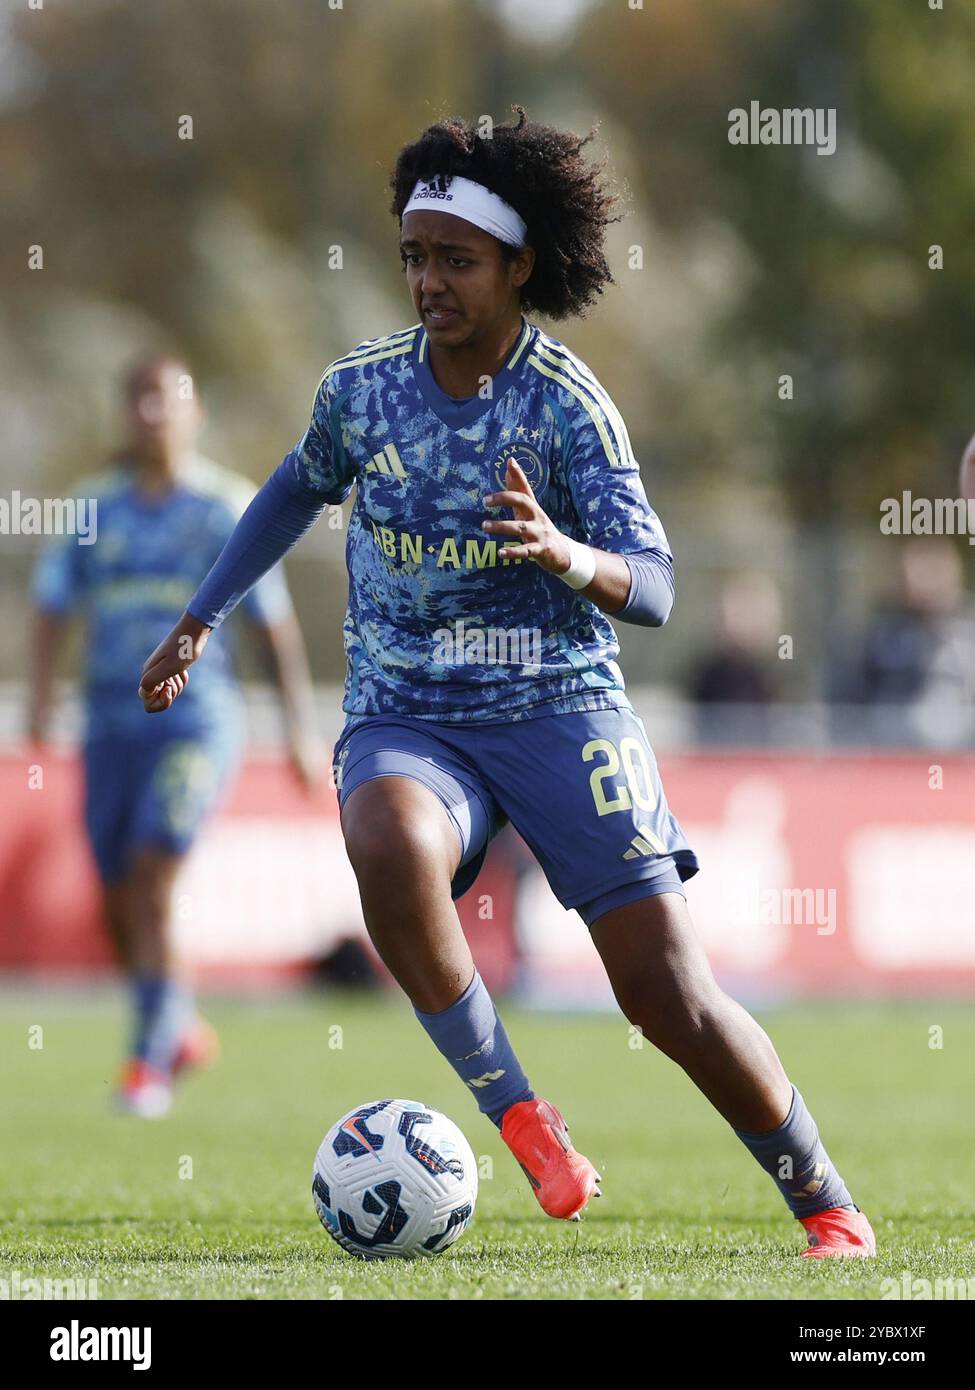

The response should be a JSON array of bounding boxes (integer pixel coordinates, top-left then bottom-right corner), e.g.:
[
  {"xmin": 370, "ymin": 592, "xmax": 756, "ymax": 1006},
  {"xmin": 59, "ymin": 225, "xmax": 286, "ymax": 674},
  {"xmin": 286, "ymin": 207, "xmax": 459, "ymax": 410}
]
[
  {"xmin": 1, "ymin": 0, "xmax": 973, "ymax": 691},
  {"xmin": 574, "ymin": 0, "xmax": 975, "ymax": 519}
]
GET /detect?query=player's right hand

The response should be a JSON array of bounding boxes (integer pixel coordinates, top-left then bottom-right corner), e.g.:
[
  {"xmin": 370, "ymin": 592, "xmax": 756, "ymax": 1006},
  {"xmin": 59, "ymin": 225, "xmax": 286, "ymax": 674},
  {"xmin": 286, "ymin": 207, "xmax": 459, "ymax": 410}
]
[{"xmin": 138, "ymin": 612, "xmax": 212, "ymax": 714}]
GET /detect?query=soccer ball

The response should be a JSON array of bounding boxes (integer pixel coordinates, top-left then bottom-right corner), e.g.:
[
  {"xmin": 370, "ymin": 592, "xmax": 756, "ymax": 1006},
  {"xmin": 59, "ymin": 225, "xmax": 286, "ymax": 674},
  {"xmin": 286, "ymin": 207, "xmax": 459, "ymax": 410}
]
[{"xmin": 312, "ymin": 1099, "xmax": 478, "ymax": 1260}]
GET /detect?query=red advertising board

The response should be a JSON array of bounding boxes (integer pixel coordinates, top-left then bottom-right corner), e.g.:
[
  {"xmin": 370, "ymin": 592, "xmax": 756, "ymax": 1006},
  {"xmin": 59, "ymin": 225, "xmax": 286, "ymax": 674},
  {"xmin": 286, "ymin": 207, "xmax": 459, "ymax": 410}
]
[{"xmin": 2, "ymin": 749, "xmax": 973, "ymax": 998}]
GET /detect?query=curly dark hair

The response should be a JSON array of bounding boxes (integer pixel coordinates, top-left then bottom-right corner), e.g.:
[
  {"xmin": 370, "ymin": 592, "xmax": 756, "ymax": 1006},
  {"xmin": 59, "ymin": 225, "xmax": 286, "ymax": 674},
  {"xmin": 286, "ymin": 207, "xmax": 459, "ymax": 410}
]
[{"xmin": 389, "ymin": 106, "xmax": 623, "ymax": 320}]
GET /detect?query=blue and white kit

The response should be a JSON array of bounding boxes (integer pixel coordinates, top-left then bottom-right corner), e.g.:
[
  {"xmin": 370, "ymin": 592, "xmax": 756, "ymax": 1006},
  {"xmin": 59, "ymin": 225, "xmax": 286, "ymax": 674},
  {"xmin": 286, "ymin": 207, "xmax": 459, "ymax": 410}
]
[
  {"xmin": 33, "ymin": 456, "xmax": 292, "ymax": 879},
  {"xmin": 189, "ymin": 319, "xmax": 700, "ymax": 921}
]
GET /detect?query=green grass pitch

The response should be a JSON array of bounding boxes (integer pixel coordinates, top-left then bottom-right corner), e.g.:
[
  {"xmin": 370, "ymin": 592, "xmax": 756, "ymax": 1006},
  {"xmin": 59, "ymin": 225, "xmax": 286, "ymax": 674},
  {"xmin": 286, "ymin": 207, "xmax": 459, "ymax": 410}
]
[{"xmin": 2, "ymin": 993, "xmax": 972, "ymax": 1300}]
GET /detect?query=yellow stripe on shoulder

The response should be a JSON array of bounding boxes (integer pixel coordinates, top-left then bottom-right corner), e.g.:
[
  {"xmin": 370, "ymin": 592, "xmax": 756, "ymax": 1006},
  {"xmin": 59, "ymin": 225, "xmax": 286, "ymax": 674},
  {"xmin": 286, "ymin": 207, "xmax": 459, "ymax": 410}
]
[
  {"xmin": 533, "ymin": 339, "xmax": 636, "ymax": 468},
  {"xmin": 332, "ymin": 325, "xmax": 418, "ymax": 365},
  {"xmin": 306, "ymin": 331, "xmax": 417, "ymax": 411},
  {"xmin": 527, "ymin": 353, "xmax": 621, "ymax": 470},
  {"xmin": 325, "ymin": 340, "xmax": 414, "ymax": 376},
  {"xmin": 506, "ymin": 319, "xmax": 533, "ymax": 371},
  {"xmin": 320, "ymin": 327, "xmax": 418, "ymax": 378}
]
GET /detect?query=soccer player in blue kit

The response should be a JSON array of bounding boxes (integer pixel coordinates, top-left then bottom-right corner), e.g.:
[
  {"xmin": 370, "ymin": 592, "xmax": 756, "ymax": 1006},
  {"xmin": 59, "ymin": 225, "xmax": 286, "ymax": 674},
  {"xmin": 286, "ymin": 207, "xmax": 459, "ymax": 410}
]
[
  {"xmin": 30, "ymin": 356, "xmax": 324, "ymax": 1117},
  {"xmin": 139, "ymin": 112, "xmax": 875, "ymax": 1255}
]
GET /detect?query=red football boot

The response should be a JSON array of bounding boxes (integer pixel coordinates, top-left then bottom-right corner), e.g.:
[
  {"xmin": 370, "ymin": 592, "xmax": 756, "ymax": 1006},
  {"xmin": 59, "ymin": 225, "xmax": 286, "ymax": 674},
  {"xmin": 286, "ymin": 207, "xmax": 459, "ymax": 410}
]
[
  {"xmin": 171, "ymin": 1017, "xmax": 220, "ymax": 1077},
  {"xmin": 501, "ymin": 1099, "xmax": 601, "ymax": 1220},
  {"xmin": 799, "ymin": 1206, "xmax": 877, "ymax": 1258},
  {"xmin": 115, "ymin": 1058, "xmax": 173, "ymax": 1119}
]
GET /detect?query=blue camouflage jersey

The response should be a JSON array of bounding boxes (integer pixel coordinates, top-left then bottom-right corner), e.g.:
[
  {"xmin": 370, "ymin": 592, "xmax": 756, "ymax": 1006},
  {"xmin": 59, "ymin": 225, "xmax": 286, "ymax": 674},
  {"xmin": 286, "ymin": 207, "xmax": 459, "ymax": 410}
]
[
  {"xmin": 286, "ymin": 315, "xmax": 671, "ymax": 723},
  {"xmin": 32, "ymin": 455, "xmax": 292, "ymax": 739}
]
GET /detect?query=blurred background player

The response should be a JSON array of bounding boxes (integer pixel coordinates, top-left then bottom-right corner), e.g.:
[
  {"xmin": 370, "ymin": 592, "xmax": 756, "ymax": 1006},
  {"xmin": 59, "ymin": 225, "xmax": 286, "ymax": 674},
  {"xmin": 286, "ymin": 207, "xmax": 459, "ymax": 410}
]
[{"xmin": 27, "ymin": 355, "xmax": 325, "ymax": 1117}]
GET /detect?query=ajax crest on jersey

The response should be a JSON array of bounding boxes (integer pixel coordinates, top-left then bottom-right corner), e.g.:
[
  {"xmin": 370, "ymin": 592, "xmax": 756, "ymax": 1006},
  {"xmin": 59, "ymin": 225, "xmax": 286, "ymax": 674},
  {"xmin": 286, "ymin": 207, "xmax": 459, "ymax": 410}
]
[
  {"xmin": 492, "ymin": 442, "xmax": 549, "ymax": 499},
  {"xmin": 312, "ymin": 1099, "xmax": 478, "ymax": 1259}
]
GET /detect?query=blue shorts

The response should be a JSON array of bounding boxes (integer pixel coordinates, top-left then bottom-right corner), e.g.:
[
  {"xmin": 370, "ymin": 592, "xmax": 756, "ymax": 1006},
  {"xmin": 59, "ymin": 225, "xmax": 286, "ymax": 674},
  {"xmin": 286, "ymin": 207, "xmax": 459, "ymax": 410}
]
[
  {"xmin": 83, "ymin": 729, "xmax": 240, "ymax": 882},
  {"xmin": 332, "ymin": 705, "xmax": 699, "ymax": 929}
]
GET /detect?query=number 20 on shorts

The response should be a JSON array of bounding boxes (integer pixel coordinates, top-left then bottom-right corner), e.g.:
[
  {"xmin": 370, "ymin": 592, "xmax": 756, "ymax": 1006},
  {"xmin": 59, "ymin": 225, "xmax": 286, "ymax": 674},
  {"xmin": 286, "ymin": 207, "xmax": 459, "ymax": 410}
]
[{"xmin": 582, "ymin": 737, "xmax": 658, "ymax": 817}]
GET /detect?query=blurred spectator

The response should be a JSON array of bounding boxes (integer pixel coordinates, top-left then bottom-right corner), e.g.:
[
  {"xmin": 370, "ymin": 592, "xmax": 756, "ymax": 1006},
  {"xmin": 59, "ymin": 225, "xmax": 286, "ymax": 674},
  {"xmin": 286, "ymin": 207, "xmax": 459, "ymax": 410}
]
[
  {"xmin": 686, "ymin": 572, "xmax": 783, "ymax": 745},
  {"xmin": 829, "ymin": 538, "xmax": 975, "ymax": 747}
]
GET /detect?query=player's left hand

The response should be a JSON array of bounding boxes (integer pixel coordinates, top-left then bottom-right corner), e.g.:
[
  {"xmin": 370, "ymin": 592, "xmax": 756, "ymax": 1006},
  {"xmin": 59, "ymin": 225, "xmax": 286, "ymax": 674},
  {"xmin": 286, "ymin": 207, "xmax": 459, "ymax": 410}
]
[
  {"xmin": 481, "ymin": 458, "xmax": 573, "ymax": 574},
  {"xmin": 139, "ymin": 613, "xmax": 210, "ymax": 713}
]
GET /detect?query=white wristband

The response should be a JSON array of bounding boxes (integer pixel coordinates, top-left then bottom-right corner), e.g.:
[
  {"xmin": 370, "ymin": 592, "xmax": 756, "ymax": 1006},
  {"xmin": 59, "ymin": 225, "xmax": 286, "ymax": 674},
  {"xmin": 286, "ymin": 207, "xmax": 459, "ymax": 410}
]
[{"xmin": 559, "ymin": 538, "xmax": 597, "ymax": 590}]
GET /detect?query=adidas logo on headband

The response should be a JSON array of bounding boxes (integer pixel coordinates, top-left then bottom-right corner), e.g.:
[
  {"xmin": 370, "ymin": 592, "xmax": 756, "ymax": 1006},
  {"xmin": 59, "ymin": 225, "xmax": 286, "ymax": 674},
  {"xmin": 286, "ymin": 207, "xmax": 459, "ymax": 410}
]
[
  {"xmin": 414, "ymin": 174, "xmax": 453, "ymax": 200},
  {"xmin": 403, "ymin": 174, "xmax": 528, "ymax": 248}
]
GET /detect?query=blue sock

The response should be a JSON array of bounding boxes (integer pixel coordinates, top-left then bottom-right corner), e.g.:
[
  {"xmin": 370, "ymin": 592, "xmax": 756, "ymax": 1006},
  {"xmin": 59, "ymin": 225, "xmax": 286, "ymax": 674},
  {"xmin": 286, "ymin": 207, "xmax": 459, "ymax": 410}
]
[
  {"xmin": 734, "ymin": 1085, "xmax": 855, "ymax": 1220},
  {"xmin": 131, "ymin": 976, "xmax": 193, "ymax": 1072},
  {"xmin": 414, "ymin": 970, "xmax": 534, "ymax": 1128}
]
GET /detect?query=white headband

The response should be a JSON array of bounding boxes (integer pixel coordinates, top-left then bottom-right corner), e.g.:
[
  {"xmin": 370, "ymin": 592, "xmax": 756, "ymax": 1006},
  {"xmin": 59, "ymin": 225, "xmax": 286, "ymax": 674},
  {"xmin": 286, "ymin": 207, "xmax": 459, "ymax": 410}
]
[{"xmin": 403, "ymin": 174, "xmax": 527, "ymax": 248}]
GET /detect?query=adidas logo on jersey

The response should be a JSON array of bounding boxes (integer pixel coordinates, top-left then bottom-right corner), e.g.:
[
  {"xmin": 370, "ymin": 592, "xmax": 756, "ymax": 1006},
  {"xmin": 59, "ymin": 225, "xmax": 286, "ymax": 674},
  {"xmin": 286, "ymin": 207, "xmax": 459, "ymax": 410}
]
[{"xmin": 364, "ymin": 445, "xmax": 407, "ymax": 478}]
